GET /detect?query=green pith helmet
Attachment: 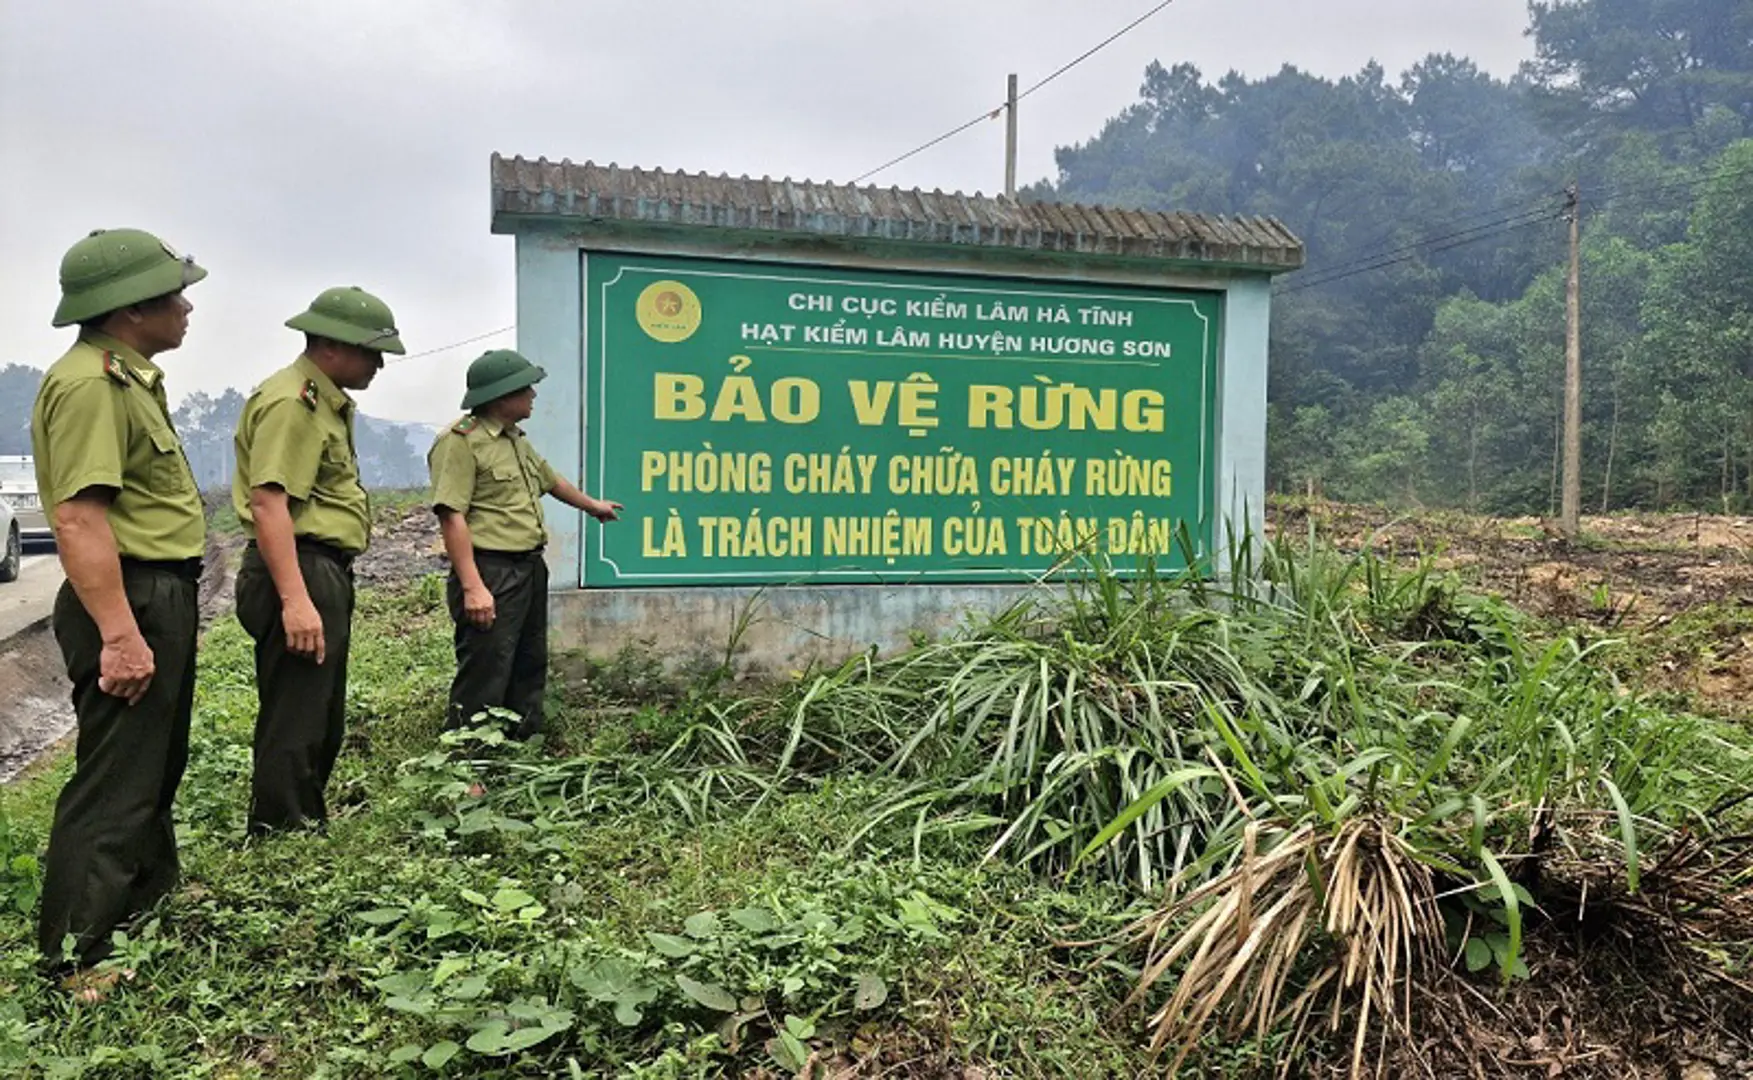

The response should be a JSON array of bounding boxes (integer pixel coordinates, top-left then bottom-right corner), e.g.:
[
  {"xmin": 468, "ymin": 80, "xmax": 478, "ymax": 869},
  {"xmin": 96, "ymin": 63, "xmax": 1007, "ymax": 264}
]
[
  {"xmin": 286, "ymin": 286, "xmax": 406, "ymax": 354},
  {"xmin": 52, "ymin": 227, "xmax": 207, "ymax": 327},
  {"xmin": 461, "ymin": 349, "xmax": 547, "ymax": 410}
]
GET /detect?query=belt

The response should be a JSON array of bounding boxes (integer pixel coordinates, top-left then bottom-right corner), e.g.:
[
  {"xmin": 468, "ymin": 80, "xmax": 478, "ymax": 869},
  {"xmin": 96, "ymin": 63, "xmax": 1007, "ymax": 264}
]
[
  {"xmin": 473, "ymin": 546, "xmax": 545, "ymax": 562},
  {"xmin": 296, "ymin": 537, "xmax": 358, "ymax": 568},
  {"xmin": 120, "ymin": 556, "xmax": 204, "ymax": 583},
  {"xmin": 246, "ymin": 538, "xmax": 358, "ymax": 569}
]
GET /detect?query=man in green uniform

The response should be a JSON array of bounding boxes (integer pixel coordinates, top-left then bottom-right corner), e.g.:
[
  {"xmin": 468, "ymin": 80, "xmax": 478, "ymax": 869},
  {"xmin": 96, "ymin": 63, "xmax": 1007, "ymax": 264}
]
[
  {"xmin": 30, "ymin": 228, "xmax": 207, "ymax": 990},
  {"xmin": 232, "ymin": 286, "xmax": 402, "ymax": 834},
  {"xmin": 428, "ymin": 349, "xmax": 621, "ymax": 739}
]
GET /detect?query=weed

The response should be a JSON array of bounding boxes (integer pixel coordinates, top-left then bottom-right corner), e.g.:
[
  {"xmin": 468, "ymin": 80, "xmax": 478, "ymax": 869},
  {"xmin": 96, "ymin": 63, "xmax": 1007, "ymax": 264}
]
[
  {"xmin": 4, "ymin": 531, "xmax": 1751, "ymax": 1077},
  {"xmin": 0, "ymin": 804, "xmax": 42, "ymax": 917}
]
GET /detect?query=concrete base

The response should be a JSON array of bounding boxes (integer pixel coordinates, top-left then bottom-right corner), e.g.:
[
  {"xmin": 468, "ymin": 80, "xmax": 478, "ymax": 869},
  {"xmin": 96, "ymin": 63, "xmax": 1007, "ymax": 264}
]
[{"xmin": 548, "ymin": 584, "xmax": 1056, "ymax": 675}]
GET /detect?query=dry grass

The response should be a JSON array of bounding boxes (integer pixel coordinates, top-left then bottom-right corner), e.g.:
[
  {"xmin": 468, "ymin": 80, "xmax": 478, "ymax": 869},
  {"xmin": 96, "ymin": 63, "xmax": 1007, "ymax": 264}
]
[{"xmin": 1124, "ymin": 817, "xmax": 1441, "ymax": 1079}]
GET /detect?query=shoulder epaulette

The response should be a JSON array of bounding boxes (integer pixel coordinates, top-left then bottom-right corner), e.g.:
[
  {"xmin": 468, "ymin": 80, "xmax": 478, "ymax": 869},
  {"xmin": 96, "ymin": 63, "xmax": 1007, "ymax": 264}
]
[
  {"xmin": 103, "ymin": 351, "xmax": 129, "ymax": 385},
  {"xmin": 299, "ymin": 379, "xmax": 319, "ymax": 410},
  {"xmin": 452, "ymin": 416, "xmax": 479, "ymax": 435}
]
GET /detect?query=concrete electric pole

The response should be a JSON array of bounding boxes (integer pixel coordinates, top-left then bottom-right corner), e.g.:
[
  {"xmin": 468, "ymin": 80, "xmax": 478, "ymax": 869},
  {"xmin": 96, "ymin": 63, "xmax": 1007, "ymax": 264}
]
[
  {"xmin": 1004, "ymin": 74, "xmax": 1019, "ymax": 200},
  {"xmin": 1560, "ymin": 182, "xmax": 1582, "ymax": 538}
]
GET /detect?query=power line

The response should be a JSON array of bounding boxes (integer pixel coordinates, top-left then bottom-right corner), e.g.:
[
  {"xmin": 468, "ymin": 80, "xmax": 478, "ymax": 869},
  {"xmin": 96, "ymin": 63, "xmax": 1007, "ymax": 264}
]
[
  {"xmin": 1279, "ymin": 155, "xmax": 1753, "ymax": 297},
  {"xmin": 1588, "ymin": 158, "xmax": 1753, "ymax": 211},
  {"xmin": 1282, "ymin": 217, "xmax": 1552, "ymax": 295},
  {"xmin": 1017, "ymin": 0, "xmax": 1176, "ymax": 102},
  {"xmin": 1304, "ymin": 154, "xmax": 1753, "ymax": 291},
  {"xmin": 850, "ymin": 0, "xmax": 1176, "ymax": 185},
  {"xmin": 1315, "ymin": 204, "xmax": 1559, "ymax": 280},
  {"xmin": 1276, "ymin": 213, "xmax": 1557, "ymax": 295},
  {"xmin": 381, "ymin": 4, "xmax": 1183, "ymax": 363},
  {"xmin": 1281, "ymin": 204, "xmax": 1561, "ymax": 293},
  {"xmin": 851, "ymin": 112, "xmax": 1002, "ymax": 186},
  {"xmin": 387, "ymin": 324, "xmax": 516, "ymax": 365},
  {"xmin": 1314, "ymin": 189, "xmax": 1561, "ymax": 271},
  {"xmin": 1279, "ymin": 215, "xmax": 1553, "ymax": 294},
  {"xmin": 1296, "ymin": 177, "xmax": 1527, "ymax": 258}
]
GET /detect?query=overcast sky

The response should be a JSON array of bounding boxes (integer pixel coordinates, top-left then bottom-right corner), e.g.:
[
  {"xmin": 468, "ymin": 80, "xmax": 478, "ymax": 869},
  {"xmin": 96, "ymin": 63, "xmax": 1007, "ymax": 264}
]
[{"xmin": 1, "ymin": 0, "xmax": 1532, "ymax": 427}]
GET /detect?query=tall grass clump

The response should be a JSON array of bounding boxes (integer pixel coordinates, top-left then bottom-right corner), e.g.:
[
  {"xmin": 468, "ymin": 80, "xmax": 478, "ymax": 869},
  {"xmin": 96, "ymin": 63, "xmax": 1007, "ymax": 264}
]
[
  {"xmin": 633, "ymin": 528, "xmax": 1753, "ymax": 1074},
  {"xmin": 712, "ymin": 531, "xmax": 1750, "ymax": 882},
  {"xmin": 421, "ymin": 526, "xmax": 1753, "ymax": 1074}
]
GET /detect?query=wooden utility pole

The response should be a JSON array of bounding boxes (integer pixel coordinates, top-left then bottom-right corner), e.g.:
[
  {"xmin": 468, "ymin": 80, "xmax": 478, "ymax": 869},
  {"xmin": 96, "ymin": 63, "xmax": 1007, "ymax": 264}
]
[
  {"xmin": 1004, "ymin": 74, "xmax": 1018, "ymax": 199},
  {"xmin": 1561, "ymin": 182, "xmax": 1583, "ymax": 538}
]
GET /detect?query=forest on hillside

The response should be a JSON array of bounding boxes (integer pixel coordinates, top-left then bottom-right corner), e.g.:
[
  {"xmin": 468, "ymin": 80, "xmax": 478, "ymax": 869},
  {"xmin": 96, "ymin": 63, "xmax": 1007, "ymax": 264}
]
[{"xmin": 1035, "ymin": 0, "xmax": 1753, "ymax": 514}]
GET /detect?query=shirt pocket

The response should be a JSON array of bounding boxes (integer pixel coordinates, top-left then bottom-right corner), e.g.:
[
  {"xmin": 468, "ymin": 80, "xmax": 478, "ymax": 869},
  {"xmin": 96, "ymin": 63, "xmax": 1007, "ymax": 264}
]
[
  {"xmin": 317, "ymin": 438, "xmax": 355, "ymax": 487},
  {"xmin": 482, "ymin": 462, "xmax": 523, "ymax": 506},
  {"xmin": 147, "ymin": 426, "xmax": 193, "ymax": 493}
]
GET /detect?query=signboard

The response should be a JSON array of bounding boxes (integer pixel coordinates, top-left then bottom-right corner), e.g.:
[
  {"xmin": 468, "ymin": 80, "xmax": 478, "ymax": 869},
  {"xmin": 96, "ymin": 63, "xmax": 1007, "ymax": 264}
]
[{"xmin": 582, "ymin": 254, "xmax": 1221, "ymax": 586}]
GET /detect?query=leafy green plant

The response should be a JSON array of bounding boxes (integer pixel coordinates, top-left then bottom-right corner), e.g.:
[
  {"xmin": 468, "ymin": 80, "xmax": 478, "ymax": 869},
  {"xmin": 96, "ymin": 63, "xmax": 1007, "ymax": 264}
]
[
  {"xmin": 1443, "ymin": 882, "xmax": 1534, "ymax": 982},
  {"xmin": 613, "ymin": 531, "xmax": 1753, "ymax": 1076},
  {"xmin": 0, "ymin": 805, "xmax": 41, "ymax": 917},
  {"xmin": 4, "ymin": 527, "xmax": 1752, "ymax": 1078}
]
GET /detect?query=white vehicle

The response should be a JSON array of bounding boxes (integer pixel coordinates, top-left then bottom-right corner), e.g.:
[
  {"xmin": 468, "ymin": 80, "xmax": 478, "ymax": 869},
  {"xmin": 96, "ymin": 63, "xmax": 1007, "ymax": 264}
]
[
  {"xmin": 0, "ymin": 456, "xmax": 47, "ymax": 543},
  {"xmin": 0, "ymin": 495, "xmax": 19, "ymax": 583}
]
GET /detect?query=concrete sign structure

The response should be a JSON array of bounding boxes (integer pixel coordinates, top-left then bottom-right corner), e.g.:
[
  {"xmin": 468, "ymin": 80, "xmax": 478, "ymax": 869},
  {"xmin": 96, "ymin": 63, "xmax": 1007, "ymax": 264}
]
[{"xmin": 490, "ymin": 155, "xmax": 1303, "ymax": 669}]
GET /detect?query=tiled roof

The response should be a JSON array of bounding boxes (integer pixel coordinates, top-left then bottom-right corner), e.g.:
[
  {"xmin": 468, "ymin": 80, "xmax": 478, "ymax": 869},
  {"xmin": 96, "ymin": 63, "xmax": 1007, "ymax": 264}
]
[{"xmin": 490, "ymin": 154, "xmax": 1303, "ymax": 272}]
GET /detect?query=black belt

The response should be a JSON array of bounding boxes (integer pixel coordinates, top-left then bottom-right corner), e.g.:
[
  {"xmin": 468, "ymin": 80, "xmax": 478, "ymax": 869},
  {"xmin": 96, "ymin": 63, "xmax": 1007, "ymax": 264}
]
[
  {"xmin": 296, "ymin": 537, "xmax": 358, "ymax": 568},
  {"xmin": 120, "ymin": 556, "xmax": 204, "ymax": 583},
  {"xmin": 473, "ymin": 546, "xmax": 544, "ymax": 562},
  {"xmin": 246, "ymin": 538, "xmax": 358, "ymax": 569}
]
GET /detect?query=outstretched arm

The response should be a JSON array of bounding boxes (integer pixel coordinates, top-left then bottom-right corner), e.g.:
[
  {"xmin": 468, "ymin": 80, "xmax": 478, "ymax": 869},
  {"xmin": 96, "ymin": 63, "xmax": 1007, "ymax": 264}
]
[{"xmin": 549, "ymin": 477, "xmax": 621, "ymax": 522}]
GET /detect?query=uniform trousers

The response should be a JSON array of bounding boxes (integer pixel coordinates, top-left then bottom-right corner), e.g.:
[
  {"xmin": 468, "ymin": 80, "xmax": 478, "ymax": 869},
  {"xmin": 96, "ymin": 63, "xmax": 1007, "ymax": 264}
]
[
  {"xmin": 38, "ymin": 558, "xmax": 199, "ymax": 969},
  {"xmin": 446, "ymin": 549, "xmax": 548, "ymax": 739},
  {"xmin": 235, "ymin": 539, "xmax": 355, "ymax": 834}
]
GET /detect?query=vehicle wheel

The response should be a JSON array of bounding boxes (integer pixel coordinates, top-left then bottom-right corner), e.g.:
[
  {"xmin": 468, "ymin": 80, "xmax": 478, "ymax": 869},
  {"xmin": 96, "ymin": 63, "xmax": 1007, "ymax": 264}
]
[{"xmin": 0, "ymin": 525, "xmax": 19, "ymax": 583}]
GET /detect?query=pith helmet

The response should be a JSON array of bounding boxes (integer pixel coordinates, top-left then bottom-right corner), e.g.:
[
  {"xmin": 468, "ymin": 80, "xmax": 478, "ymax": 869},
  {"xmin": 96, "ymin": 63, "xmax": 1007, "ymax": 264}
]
[
  {"xmin": 286, "ymin": 286, "xmax": 406, "ymax": 354},
  {"xmin": 52, "ymin": 227, "xmax": 206, "ymax": 327},
  {"xmin": 461, "ymin": 349, "xmax": 547, "ymax": 410}
]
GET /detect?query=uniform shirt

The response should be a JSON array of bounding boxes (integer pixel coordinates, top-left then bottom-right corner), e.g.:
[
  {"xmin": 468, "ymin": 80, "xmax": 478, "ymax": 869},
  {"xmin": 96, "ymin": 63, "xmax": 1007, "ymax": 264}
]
[
  {"xmin": 232, "ymin": 354, "xmax": 371, "ymax": 554},
  {"xmin": 427, "ymin": 414, "xmax": 558, "ymax": 553},
  {"xmin": 30, "ymin": 332, "xmax": 205, "ymax": 560}
]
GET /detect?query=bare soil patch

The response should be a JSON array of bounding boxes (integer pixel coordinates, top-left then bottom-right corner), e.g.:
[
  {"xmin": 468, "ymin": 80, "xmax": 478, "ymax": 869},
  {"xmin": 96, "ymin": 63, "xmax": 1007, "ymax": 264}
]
[
  {"xmin": 1276, "ymin": 502, "xmax": 1753, "ymax": 620},
  {"xmin": 0, "ymin": 624, "xmax": 72, "ymax": 784},
  {"xmin": 1276, "ymin": 501, "xmax": 1753, "ymax": 717},
  {"xmin": 2, "ymin": 526, "xmax": 251, "ymax": 786},
  {"xmin": 355, "ymin": 505, "xmax": 445, "ymax": 588}
]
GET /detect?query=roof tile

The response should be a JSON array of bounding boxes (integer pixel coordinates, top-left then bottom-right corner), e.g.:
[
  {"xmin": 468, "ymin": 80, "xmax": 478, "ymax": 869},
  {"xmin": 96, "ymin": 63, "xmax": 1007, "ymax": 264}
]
[{"xmin": 491, "ymin": 154, "xmax": 1303, "ymax": 271}]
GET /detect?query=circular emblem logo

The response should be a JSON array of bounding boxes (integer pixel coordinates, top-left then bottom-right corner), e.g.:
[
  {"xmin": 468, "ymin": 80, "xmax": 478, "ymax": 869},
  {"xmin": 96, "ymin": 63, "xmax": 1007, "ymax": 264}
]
[{"xmin": 635, "ymin": 280, "xmax": 702, "ymax": 343}]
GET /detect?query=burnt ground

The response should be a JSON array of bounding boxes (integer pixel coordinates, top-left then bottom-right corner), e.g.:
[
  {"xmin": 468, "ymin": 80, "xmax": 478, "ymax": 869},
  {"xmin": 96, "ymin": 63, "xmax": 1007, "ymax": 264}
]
[
  {"xmin": 1276, "ymin": 501, "xmax": 1753, "ymax": 719},
  {"xmin": 1275, "ymin": 502, "xmax": 1753, "ymax": 619},
  {"xmin": 353, "ymin": 503, "xmax": 447, "ymax": 587}
]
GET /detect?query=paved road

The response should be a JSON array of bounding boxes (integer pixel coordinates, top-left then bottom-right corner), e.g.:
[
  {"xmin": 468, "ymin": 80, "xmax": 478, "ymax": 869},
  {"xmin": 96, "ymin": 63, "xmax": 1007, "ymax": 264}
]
[{"xmin": 0, "ymin": 552, "xmax": 64, "ymax": 641}]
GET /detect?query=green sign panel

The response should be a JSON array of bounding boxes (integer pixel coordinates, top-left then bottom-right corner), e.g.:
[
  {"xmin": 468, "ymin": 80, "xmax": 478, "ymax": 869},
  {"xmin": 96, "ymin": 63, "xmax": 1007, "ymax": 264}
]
[{"xmin": 582, "ymin": 254, "xmax": 1221, "ymax": 586}]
